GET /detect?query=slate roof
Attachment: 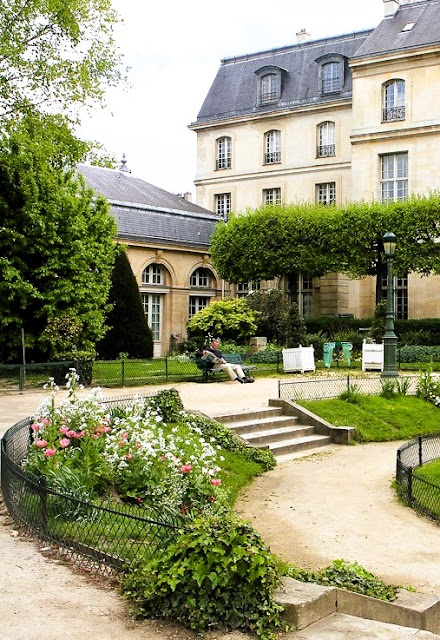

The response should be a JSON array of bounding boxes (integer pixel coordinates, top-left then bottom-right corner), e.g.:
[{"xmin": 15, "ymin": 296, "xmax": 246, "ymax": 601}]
[
  {"xmin": 354, "ymin": 0, "xmax": 440, "ymax": 58},
  {"xmin": 195, "ymin": 30, "xmax": 372, "ymax": 124},
  {"xmin": 78, "ymin": 164, "xmax": 220, "ymax": 250}
]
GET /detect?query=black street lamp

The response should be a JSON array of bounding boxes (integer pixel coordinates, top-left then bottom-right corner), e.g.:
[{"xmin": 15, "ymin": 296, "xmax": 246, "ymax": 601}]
[{"xmin": 381, "ymin": 232, "xmax": 398, "ymax": 377}]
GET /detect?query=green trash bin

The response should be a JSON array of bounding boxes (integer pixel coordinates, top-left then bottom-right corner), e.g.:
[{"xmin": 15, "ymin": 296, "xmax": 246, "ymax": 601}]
[
  {"xmin": 323, "ymin": 342, "xmax": 335, "ymax": 368},
  {"xmin": 341, "ymin": 342, "xmax": 353, "ymax": 367}
]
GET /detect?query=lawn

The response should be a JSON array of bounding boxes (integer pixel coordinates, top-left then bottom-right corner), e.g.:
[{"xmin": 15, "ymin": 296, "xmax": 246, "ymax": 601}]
[{"xmin": 299, "ymin": 395, "xmax": 440, "ymax": 442}]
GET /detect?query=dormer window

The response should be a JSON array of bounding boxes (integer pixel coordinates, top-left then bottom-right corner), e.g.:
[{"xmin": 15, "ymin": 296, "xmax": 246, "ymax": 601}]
[
  {"xmin": 316, "ymin": 54, "xmax": 345, "ymax": 96},
  {"xmin": 255, "ymin": 65, "xmax": 286, "ymax": 106}
]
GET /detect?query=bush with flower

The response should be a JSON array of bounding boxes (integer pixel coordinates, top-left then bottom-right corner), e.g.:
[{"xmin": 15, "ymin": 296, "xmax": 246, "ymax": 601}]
[{"xmin": 417, "ymin": 367, "xmax": 440, "ymax": 408}]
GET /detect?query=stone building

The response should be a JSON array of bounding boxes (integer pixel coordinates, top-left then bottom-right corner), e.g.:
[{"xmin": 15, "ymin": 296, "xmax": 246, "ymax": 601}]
[
  {"xmin": 190, "ymin": 0, "xmax": 440, "ymax": 319},
  {"xmin": 79, "ymin": 162, "xmax": 226, "ymax": 357}
]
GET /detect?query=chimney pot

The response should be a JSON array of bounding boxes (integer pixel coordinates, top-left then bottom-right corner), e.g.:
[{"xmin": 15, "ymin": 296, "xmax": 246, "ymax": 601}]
[{"xmin": 296, "ymin": 28, "xmax": 310, "ymax": 44}]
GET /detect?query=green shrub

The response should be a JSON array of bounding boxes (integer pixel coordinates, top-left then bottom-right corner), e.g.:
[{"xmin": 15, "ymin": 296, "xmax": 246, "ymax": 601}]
[
  {"xmin": 399, "ymin": 345, "xmax": 440, "ymax": 363},
  {"xmin": 305, "ymin": 333, "xmax": 326, "ymax": 359},
  {"xmin": 121, "ymin": 513, "xmax": 287, "ymax": 639},
  {"xmin": 144, "ymin": 388, "xmax": 184, "ymax": 422},
  {"xmin": 339, "ymin": 383, "xmax": 361, "ymax": 404},
  {"xmin": 249, "ymin": 345, "xmax": 282, "ymax": 364},
  {"xmin": 287, "ymin": 559, "xmax": 398, "ymax": 601}
]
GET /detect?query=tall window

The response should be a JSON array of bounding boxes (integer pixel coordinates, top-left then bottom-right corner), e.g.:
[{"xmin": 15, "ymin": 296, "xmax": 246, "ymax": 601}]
[
  {"xmin": 317, "ymin": 122, "xmax": 335, "ymax": 157},
  {"xmin": 263, "ymin": 188, "xmax": 281, "ymax": 205},
  {"xmin": 381, "ymin": 273, "xmax": 408, "ymax": 319},
  {"xmin": 381, "ymin": 153, "xmax": 408, "ymax": 202},
  {"xmin": 190, "ymin": 267, "xmax": 211, "ymax": 288},
  {"xmin": 383, "ymin": 80, "xmax": 405, "ymax": 122},
  {"xmin": 322, "ymin": 62, "xmax": 340, "ymax": 93},
  {"xmin": 189, "ymin": 296, "xmax": 209, "ymax": 318},
  {"xmin": 141, "ymin": 264, "xmax": 162, "ymax": 285},
  {"xmin": 264, "ymin": 130, "xmax": 281, "ymax": 164},
  {"xmin": 141, "ymin": 293, "xmax": 161, "ymax": 341},
  {"xmin": 236, "ymin": 281, "xmax": 260, "ymax": 297},
  {"xmin": 216, "ymin": 137, "xmax": 231, "ymax": 169},
  {"xmin": 261, "ymin": 73, "xmax": 278, "ymax": 103},
  {"xmin": 215, "ymin": 193, "xmax": 231, "ymax": 219},
  {"xmin": 290, "ymin": 273, "xmax": 313, "ymax": 317},
  {"xmin": 316, "ymin": 182, "xmax": 336, "ymax": 205}
]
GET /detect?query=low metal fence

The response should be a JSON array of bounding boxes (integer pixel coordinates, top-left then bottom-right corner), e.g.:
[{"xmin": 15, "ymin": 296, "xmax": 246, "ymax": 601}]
[
  {"xmin": 278, "ymin": 374, "xmax": 420, "ymax": 401},
  {"xmin": 0, "ymin": 395, "xmax": 183, "ymax": 576},
  {"xmin": 396, "ymin": 434, "xmax": 440, "ymax": 523},
  {"xmin": 0, "ymin": 355, "xmax": 280, "ymax": 390}
]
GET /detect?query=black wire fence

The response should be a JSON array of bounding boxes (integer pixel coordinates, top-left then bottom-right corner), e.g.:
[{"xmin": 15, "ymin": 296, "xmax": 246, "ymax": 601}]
[
  {"xmin": 396, "ymin": 434, "xmax": 440, "ymax": 523},
  {"xmin": 0, "ymin": 395, "xmax": 183, "ymax": 576},
  {"xmin": 0, "ymin": 355, "xmax": 281, "ymax": 391},
  {"xmin": 278, "ymin": 374, "xmax": 420, "ymax": 401}
]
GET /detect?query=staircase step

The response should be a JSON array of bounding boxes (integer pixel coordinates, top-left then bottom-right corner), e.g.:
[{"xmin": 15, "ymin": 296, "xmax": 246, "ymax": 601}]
[
  {"xmin": 266, "ymin": 434, "xmax": 332, "ymax": 456},
  {"xmin": 228, "ymin": 415, "xmax": 299, "ymax": 435},
  {"xmin": 212, "ymin": 407, "xmax": 283, "ymax": 424},
  {"xmin": 239, "ymin": 425, "xmax": 315, "ymax": 446}
]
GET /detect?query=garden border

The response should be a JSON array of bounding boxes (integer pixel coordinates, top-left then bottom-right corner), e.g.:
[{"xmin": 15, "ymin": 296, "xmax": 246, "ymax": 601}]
[
  {"xmin": 0, "ymin": 392, "xmax": 183, "ymax": 576},
  {"xmin": 396, "ymin": 433, "xmax": 440, "ymax": 523}
]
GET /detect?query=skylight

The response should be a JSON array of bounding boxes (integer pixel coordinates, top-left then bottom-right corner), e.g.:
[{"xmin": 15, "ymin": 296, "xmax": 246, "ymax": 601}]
[{"xmin": 402, "ymin": 22, "xmax": 416, "ymax": 31}]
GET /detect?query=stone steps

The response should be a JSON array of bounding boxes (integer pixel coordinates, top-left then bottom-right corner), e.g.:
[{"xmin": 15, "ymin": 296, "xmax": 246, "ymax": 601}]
[{"xmin": 210, "ymin": 407, "xmax": 332, "ymax": 458}]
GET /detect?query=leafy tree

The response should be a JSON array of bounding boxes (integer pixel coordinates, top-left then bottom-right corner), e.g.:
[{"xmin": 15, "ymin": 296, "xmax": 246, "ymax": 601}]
[
  {"xmin": 0, "ymin": 113, "xmax": 118, "ymax": 362},
  {"xmin": 0, "ymin": 0, "xmax": 123, "ymax": 122},
  {"xmin": 187, "ymin": 298, "xmax": 259, "ymax": 344},
  {"xmin": 210, "ymin": 197, "xmax": 440, "ymax": 303},
  {"xmin": 97, "ymin": 250, "xmax": 153, "ymax": 359},
  {"xmin": 246, "ymin": 289, "xmax": 290, "ymax": 344}
]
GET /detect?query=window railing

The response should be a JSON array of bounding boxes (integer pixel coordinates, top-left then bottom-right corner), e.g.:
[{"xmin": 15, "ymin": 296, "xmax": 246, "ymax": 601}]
[
  {"xmin": 264, "ymin": 151, "xmax": 281, "ymax": 164},
  {"xmin": 317, "ymin": 144, "xmax": 335, "ymax": 158},
  {"xmin": 216, "ymin": 158, "xmax": 231, "ymax": 170},
  {"xmin": 383, "ymin": 106, "xmax": 405, "ymax": 122},
  {"xmin": 261, "ymin": 91, "xmax": 277, "ymax": 103}
]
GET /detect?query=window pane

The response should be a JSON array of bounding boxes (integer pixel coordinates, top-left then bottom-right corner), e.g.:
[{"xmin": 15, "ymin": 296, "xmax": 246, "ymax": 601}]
[
  {"xmin": 322, "ymin": 62, "xmax": 340, "ymax": 93},
  {"xmin": 215, "ymin": 193, "xmax": 231, "ymax": 218},
  {"xmin": 381, "ymin": 153, "xmax": 408, "ymax": 202},
  {"xmin": 261, "ymin": 74, "xmax": 278, "ymax": 102},
  {"xmin": 216, "ymin": 137, "xmax": 231, "ymax": 169}
]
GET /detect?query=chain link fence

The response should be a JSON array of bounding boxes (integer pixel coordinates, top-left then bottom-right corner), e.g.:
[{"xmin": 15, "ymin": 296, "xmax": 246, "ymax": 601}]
[
  {"xmin": 396, "ymin": 434, "xmax": 440, "ymax": 523},
  {"xmin": 278, "ymin": 374, "xmax": 420, "ymax": 401},
  {"xmin": 0, "ymin": 395, "xmax": 183, "ymax": 576}
]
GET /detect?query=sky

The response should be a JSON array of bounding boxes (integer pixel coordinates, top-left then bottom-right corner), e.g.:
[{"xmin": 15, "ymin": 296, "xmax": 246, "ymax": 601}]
[{"xmin": 77, "ymin": 0, "xmax": 385, "ymax": 200}]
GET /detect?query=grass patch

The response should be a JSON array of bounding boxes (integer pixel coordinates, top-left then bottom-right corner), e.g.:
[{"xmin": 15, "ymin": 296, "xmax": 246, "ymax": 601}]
[{"xmin": 299, "ymin": 395, "xmax": 440, "ymax": 442}]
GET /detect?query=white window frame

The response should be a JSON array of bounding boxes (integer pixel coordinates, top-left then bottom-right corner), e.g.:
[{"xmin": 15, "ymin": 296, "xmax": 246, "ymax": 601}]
[
  {"xmin": 264, "ymin": 130, "xmax": 281, "ymax": 164},
  {"xmin": 380, "ymin": 153, "xmax": 408, "ymax": 202},
  {"xmin": 263, "ymin": 187, "xmax": 281, "ymax": 205},
  {"xmin": 383, "ymin": 79, "xmax": 405, "ymax": 122},
  {"xmin": 190, "ymin": 268, "xmax": 210, "ymax": 288},
  {"xmin": 317, "ymin": 122, "xmax": 335, "ymax": 157},
  {"xmin": 316, "ymin": 182, "xmax": 336, "ymax": 205},
  {"xmin": 215, "ymin": 193, "xmax": 231, "ymax": 219},
  {"xmin": 322, "ymin": 61, "xmax": 340, "ymax": 93},
  {"xmin": 189, "ymin": 296, "xmax": 209, "ymax": 318},
  {"xmin": 141, "ymin": 263, "xmax": 162, "ymax": 285},
  {"xmin": 141, "ymin": 293, "xmax": 162, "ymax": 341},
  {"xmin": 261, "ymin": 73, "xmax": 278, "ymax": 103},
  {"xmin": 216, "ymin": 137, "xmax": 231, "ymax": 170},
  {"xmin": 236, "ymin": 281, "xmax": 261, "ymax": 297}
]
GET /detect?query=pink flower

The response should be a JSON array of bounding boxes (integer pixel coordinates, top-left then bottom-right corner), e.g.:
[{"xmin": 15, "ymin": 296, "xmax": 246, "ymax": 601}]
[
  {"xmin": 210, "ymin": 478, "xmax": 222, "ymax": 486},
  {"xmin": 43, "ymin": 449, "xmax": 57, "ymax": 457},
  {"xmin": 180, "ymin": 464, "xmax": 192, "ymax": 474},
  {"xmin": 59, "ymin": 426, "xmax": 69, "ymax": 434},
  {"xmin": 40, "ymin": 418, "xmax": 50, "ymax": 425},
  {"xmin": 34, "ymin": 439, "xmax": 48, "ymax": 448},
  {"xmin": 66, "ymin": 430, "xmax": 77, "ymax": 438},
  {"xmin": 125, "ymin": 453, "xmax": 133, "ymax": 462},
  {"xmin": 31, "ymin": 424, "xmax": 41, "ymax": 432},
  {"xmin": 59, "ymin": 438, "xmax": 71, "ymax": 448}
]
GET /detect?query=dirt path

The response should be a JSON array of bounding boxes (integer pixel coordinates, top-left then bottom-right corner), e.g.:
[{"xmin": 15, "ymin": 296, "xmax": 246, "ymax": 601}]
[{"xmin": 236, "ymin": 441, "xmax": 440, "ymax": 595}]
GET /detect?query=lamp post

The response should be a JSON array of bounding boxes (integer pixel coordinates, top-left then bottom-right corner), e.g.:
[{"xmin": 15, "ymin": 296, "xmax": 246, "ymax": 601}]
[{"xmin": 381, "ymin": 232, "xmax": 398, "ymax": 377}]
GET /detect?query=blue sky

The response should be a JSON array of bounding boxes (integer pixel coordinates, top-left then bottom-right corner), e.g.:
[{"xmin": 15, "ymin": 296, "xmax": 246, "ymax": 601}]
[{"xmin": 78, "ymin": 0, "xmax": 385, "ymax": 199}]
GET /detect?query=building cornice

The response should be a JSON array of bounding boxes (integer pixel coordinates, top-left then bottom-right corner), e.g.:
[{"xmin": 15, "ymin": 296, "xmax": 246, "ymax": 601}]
[
  {"xmin": 351, "ymin": 122, "xmax": 440, "ymax": 144},
  {"xmin": 350, "ymin": 44, "xmax": 440, "ymax": 70}
]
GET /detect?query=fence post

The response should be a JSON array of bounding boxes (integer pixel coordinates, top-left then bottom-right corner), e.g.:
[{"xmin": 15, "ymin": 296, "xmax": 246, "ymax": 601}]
[
  {"xmin": 418, "ymin": 436, "xmax": 423, "ymax": 467},
  {"xmin": 347, "ymin": 374, "xmax": 350, "ymax": 392},
  {"xmin": 278, "ymin": 379, "xmax": 280, "ymax": 399},
  {"xmin": 39, "ymin": 476, "xmax": 48, "ymax": 535},
  {"xmin": 276, "ymin": 351, "xmax": 280, "ymax": 373},
  {"xmin": 407, "ymin": 468, "xmax": 413, "ymax": 506},
  {"xmin": 19, "ymin": 365, "xmax": 25, "ymax": 391}
]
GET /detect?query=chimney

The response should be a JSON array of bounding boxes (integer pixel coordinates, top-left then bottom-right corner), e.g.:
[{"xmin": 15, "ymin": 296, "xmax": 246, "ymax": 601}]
[
  {"xmin": 178, "ymin": 192, "xmax": 192, "ymax": 202},
  {"xmin": 383, "ymin": 0, "xmax": 400, "ymax": 16},
  {"xmin": 296, "ymin": 28, "xmax": 310, "ymax": 44}
]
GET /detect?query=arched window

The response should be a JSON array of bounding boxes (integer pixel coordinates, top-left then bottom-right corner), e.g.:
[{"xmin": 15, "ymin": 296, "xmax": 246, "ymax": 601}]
[
  {"xmin": 190, "ymin": 267, "xmax": 211, "ymax": 288},
  {"xmin": 141, "ymin": 263, "xmax": 162, "ymax": 285},
  {"xmin": 264, "ymin": 130, "xmax": 281, "ymax": 164},
  {"xmin": 317, "ymin": 122, "xmax": 335, "ymax": 157},
  {"xmin": 216, "ymin": 137, "xmax": 231, "ymax": 170},
  {"xmin": 383, "ymin": 80, "xmax": 405, "ymax": 122}
]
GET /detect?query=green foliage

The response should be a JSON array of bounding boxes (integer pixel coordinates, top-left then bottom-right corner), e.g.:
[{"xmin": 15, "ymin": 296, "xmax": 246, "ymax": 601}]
[
  {"xmin": 371, "ymin": 300, "xmax": 387, "ymax": 343},
  {"xmin": 400, "ymin": 345, "xmax": 440, "ymax": 363},
  {"xmin": 339, "ymin": 383, "xmax": 361, "ymax": 404},
  {"xmin": 0, "ymin": 113, "xmax": 118, "ymax": 362},
  {"xmin": 247, "ymin": 289, "xmax": 290, "ymax": 344},
  {"xmin": 97, "ymin": 250, "xmax": 153, "ymax": 359},
  {"xmin": 144, "ymin": 389, "xmax": 184, "ymax": 423},
  {"xmin": 416, "ymin": 368, "xmax": 440, "ymax": 407},
  {"xmin": 380, "ymin": 378, "xmax": 410, "ymax": 399},
  {"xmin": 286, "ymin": 302, "xmax": 307, "ymax": 348},
  {"xmin": 395, "ymin": 318, "xmax": 440, "ymax": 346},
  {"xmin": 287, "ymin": 559, "xmax": 398, "ymax": 601},
  {"xmin": 249, "ymin": 345, "xmax": 282, "ymax": 364},
  {"xmin": 0, "ymin": 0, "xmax": 123, "ymax": 122},
  {"xmin": 187, "ymin": 297, "xmax": 258, "ymax": 343},
  {"xmin": 120, "ymin": 513, "xmax": 287, "ymax": 639}
]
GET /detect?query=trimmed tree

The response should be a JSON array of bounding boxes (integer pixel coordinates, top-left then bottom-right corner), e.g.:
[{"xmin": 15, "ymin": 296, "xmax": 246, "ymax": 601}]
[
  {"xmin": 97, "ymin": 250, "xmax": 153, "ymax": 359},
  {"xmin": 187, "ymin": 298, "xmax": 259, "ymax": 345}
]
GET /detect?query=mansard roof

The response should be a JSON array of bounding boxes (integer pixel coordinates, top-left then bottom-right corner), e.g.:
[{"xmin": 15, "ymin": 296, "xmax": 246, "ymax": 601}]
[
  {"xmin": 354, "ymin": 0, "xmax": 440, "ymax": 59},
  {"xmin": 194, "ymin": 30, "xmax": 372, "ymax": 124},
  {"xmin": 78, "ymin": 164, "xmax": 219, "ymax": 249}
]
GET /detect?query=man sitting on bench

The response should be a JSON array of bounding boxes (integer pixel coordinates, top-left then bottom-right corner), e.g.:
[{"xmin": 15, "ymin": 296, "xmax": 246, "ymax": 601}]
[{"xmin": 201, "ymin": 339, "xmax": 254, "ymax": 383}]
